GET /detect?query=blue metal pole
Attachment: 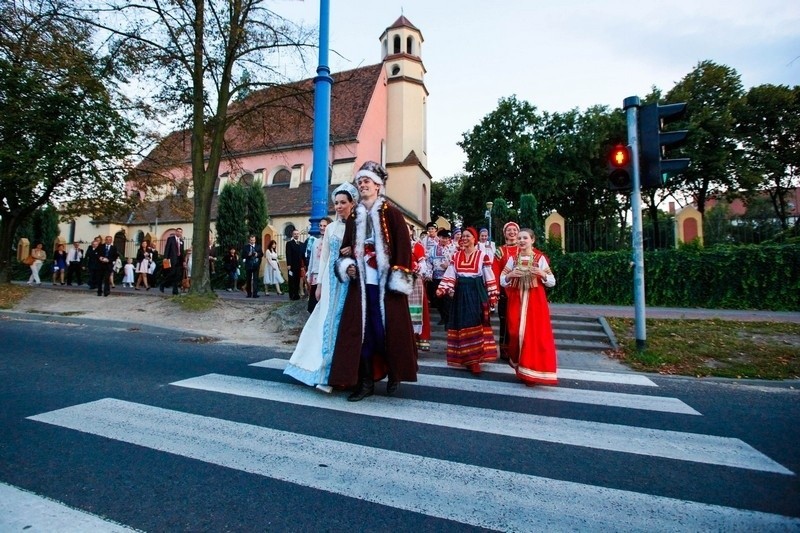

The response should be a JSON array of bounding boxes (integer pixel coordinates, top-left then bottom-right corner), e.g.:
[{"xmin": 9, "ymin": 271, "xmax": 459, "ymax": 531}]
[
  {"xmin": 623, "ymin": 95, "xmax": 646, "ymax": 351},
  {"xmin": 309, "ymin": 0, "xmax": 332, "ymax": 236}
]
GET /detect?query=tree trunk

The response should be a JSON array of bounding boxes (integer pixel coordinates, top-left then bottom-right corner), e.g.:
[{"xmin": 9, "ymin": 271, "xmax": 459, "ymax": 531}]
[{"xmin": 0, "ymin": 217, "xmax": 22, "ymax": 284}]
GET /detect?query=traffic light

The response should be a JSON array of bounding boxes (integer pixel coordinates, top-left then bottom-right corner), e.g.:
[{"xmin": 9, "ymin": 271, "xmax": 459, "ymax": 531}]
[
  {"xmin": 607, "ymin": 143, "xmax": 632, "ymax": 191},
  {"xmin": 638, "ymin": 102, "xmax": 690, "ymax": 189}
]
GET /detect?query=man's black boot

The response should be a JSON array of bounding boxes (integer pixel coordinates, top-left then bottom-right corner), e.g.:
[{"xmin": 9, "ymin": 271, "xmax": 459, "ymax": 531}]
[{"xmin": 347, "ymin": 358, "xmax": 374, "ymax": 402}]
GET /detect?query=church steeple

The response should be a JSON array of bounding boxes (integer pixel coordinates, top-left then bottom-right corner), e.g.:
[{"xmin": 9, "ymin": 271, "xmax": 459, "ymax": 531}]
[
  {"xmin": 379, "ymin": 14, "xmax": 431, "ymax": 224},
  {"xmin": 380, "ymin": 15, "xmax": 427, "ymax": 167}
]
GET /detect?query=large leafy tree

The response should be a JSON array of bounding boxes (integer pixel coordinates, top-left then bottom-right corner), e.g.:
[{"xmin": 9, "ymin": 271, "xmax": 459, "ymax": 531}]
[
  {"xmin": 666, "ymin": 60, "xmax": 745, "ymax": 216},
  {"xmin": 458, "ymin": 96, "xmax": 545, "ymax": 224},
  {"xmin": 0, "ymin": 0, "xmax": 135, "ymax": 283},
  {"xmin": 74, "ymin": 0, "xmax": 314, "ymax": 294},
  {"xmin": 735, "ymin": 84, "xmax": 800, "ymax": 229}
]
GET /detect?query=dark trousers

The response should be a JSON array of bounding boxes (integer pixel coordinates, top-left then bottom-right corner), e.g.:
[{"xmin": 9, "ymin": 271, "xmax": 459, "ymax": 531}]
[
  {"xmin": 66, "ymin": 262, "xmax": 82, "ymax": 285},
  {"xmin": 89, "ymin": 268, "xmax": 103, "ymax": 291},
  {"xmin": 288, "ymin": 266, "xmax": 301, "ymax": 300},
  {"xmin": 307, "ymin": 284, "xmax": 318, "ymax": 313},
  {"xmin": 360, "ymin": 284, "xmax": 385, "ymax": 360},
  {"xmin": 426, "ymin": 278, "xmax": 450, "ymax": 325},
  {"xmin": 161, "ymin": 265, "xmax": 183, "ymax": 294},
  {"xmin": 95, "ymin": 268, "xmax": 112, "ymax": 295},
  {"xmin": 244, "ymin": 268, "xmax": 259, "ymax": 296}
]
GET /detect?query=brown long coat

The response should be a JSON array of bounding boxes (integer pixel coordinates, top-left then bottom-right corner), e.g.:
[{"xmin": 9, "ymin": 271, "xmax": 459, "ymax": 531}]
[{"xmin": 328, "ymin": 199, "xmax": 418, "ymax": 387}]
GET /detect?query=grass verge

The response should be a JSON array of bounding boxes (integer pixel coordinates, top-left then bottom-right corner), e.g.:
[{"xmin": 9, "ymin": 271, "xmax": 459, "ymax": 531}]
[
  {"xmin": 606, "ymin": 318, "xmax": 800, "ymax": 380},
  {"xmin": 0, "ymin": 284, "xmax": 30, "ymax": 309},
  {"xmin": 173, "ymin": 291, "xmax": 218, "ymax": 312}
]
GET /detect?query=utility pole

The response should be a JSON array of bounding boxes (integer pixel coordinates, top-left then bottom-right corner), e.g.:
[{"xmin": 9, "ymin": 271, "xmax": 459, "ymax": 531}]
[
  {"xmin": 309, "ymin": 0, "xmax": 332, "ymax": 237},
  {"xmin": 623, "ymin": 96, "xmax": 647, "ymax": 351}
]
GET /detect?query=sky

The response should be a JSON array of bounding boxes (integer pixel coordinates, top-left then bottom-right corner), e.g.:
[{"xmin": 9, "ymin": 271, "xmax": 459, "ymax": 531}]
[{"xmin": 271, "ymin": 0, "xmax": 800, "ymax": 180}]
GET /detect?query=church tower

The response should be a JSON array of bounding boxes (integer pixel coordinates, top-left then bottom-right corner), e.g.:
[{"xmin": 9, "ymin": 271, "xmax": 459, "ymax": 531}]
[{"xmin": 380, "ymin": 16, "xmax": 432, "ymax": 223}]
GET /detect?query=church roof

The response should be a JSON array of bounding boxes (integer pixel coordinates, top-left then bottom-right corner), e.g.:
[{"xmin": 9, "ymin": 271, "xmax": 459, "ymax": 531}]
[
  {"xmin": 136, "ymin": 63, "xmax": 384, "ymax": 174},
  {"xmin": 389, "ymin": 15, "xmax": 419, "ymax": 32}
]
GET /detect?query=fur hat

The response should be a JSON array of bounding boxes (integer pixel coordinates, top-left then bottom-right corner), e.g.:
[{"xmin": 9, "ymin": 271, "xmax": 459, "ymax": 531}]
[{"xmin": 354, "ymin": 160, "xmax": 389, "ymax": 195}]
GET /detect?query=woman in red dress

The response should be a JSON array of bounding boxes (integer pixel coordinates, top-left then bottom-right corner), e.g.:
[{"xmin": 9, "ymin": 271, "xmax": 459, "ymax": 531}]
[
  {"xmin": 493, "ymin": 222, "xmax": 520, "ymax": 360},
  {"xmin": 500, "ymin": 228, "xmax": 558, "ymax": 385},
  {"xmin": 437, "ymin": 227, "xmax": 498, "ymax": 374}
]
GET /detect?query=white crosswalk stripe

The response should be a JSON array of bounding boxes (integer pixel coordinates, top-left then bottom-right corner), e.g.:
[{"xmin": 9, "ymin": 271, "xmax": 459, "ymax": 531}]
[
  {"xmin": 171, "ymin": 373, "xmax": 789, "ymax": 474},
  {"xmin": 19, "ymin": 356, "xmax": 798, "ymax": 530},
  {"xmin": 0, "ymin": 482, "xmax": 138, "ymax": 533},
  {"xmin": 252, "ymin": 358, "xmax": 695, "ymax": 414},
  {"xmin": 27, "ymin": 398, "xmax": 800, "ymax": 532}
]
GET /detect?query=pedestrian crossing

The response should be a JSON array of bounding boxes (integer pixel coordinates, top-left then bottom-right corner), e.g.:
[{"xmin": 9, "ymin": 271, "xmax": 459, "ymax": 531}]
[{"xmin": 18, "ymin": 355, "xmax": 800, "ymax": 531}]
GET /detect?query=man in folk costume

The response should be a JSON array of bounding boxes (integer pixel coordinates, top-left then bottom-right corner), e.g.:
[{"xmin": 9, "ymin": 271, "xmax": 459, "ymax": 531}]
[
  {"xmin": 330, "ymin": 161, "xmax": 418, "ymax": 402},
  {"xmin": 493, "ymin": 221, "xmax": 521, "ymax": 360}
]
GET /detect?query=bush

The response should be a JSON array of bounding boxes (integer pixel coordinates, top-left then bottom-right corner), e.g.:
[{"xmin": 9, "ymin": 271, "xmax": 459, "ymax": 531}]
[{"xmin": 547, "ymin": 244, "xmax": 800, "ymax": 311}]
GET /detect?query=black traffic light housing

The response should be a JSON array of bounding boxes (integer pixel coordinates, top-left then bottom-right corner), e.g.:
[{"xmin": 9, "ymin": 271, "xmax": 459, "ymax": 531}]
[
  {"xmin": 607, "ymin": 143, "xmax": 632, "ymax": 191},
  {"xmin": 638, "ymin": 102, "xmax": 690, "ymax": 189}
]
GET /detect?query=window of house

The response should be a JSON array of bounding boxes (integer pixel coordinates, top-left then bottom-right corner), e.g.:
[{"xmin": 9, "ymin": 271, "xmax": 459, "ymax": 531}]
[{"xmin": 272, "ymin": 168, "xmax": 291, "ymax": 185}]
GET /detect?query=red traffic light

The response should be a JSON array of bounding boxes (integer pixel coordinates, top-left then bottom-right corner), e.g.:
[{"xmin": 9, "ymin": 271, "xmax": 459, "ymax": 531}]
[
  {"xmin": 610, "ymin": 144, "xmax": 630, "ymax": 167},
  {"xmin": 607, "ymin": 143, "xmax": 632, "ymax": 191}
]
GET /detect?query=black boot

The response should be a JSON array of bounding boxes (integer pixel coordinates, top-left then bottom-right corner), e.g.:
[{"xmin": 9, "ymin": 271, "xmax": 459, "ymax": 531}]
[
  {"xmin": 347, "ymin": 358, "xmax": 374, "ymax": 402},
  {"xmin": 386, "ymin": 371, "xmax": 398, "ymax": 396}
]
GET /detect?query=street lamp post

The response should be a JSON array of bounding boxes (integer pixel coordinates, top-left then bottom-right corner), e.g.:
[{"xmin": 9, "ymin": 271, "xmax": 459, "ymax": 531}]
[{"xmin": 485, "ymin": 201, "xmax": 494, "ymax": 242}]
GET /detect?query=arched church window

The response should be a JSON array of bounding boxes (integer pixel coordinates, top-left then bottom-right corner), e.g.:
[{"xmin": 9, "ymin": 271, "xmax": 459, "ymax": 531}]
[
  {"xmin": 272, "ymin": 168, "xmax": 290, "ymax": 185},
  {"xmin": 283, "ymin": 224, "xmax": 296, "ymax": 239},
  {"xmin": 393, "ymin": 35, "xmax": 401, "ymax": 54},
  {"xmin": 406, "ymin": 36, "xmax": 413, "ymax": 55},
  {"xmin": 240, "ymin": 173, "xmax": 254, "ymax": 187}
]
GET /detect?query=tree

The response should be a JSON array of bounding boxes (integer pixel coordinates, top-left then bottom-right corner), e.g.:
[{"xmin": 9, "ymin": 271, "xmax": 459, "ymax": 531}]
[
  {"xmin": 215, "ymin": 182, "xmax": 248, "ymax": 254},
  {"xmin": 76, "ymin": 0, "xmax": 314, "ymax": 294},
  {"xmin": 246, "ymin": 180, "xmax": 268, "ymax": 240},
  {"xmin": 735, "ymin": 84, "xmax": 800, "ymax": 229},
  {"xmin": 666, "ymin": 60, "xmax": 745, "ymax": 216},
  {"xmin": 458, "ymin": 96, "xmax": 544, "ymax": 224},
  {"xmin": 518, "ymin": 193, "xmax": 540, "ymax": 238},
  {"xmin": 0, "ymin": 0, "xmax": 135, "ymax": 283}
]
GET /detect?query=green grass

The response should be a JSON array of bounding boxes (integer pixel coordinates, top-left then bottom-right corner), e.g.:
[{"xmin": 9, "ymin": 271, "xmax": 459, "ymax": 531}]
[
  {"xmin": 606, "ymin": 318, "xmax": 800, "ymax": 380},
  {"xmin": 173, "ymin": 291, "xmax": 218, "ymax": 312}
]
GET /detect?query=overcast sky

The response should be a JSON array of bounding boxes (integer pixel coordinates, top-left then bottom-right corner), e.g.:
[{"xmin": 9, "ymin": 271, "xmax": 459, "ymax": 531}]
[{"xmin": 272, "ymin": 0, "xmax": 800, "ymax": 180}]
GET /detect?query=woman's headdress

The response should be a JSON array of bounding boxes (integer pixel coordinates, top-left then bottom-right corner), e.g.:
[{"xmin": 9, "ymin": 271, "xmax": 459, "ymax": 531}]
[{"xmin": 332, "ymin": 182, "xmax": 358, "ymax": 203}]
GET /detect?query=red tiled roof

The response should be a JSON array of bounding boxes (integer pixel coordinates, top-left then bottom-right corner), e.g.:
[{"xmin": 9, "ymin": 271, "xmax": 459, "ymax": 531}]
[{"xmin": 137, "ymin": 63, "xmax": 383, "ymax": 173}]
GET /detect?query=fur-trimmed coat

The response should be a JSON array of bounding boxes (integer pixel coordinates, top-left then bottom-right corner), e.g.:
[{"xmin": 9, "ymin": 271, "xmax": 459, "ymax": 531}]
[{"xmin": 328, "ymin": 197, "xmax": 418, "ymax": 386}]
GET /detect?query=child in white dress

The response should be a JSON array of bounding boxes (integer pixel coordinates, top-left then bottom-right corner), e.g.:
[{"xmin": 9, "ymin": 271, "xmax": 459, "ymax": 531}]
[{"xmin": 122, "ymin": 258, "xmax": 135, "ymax": 288}]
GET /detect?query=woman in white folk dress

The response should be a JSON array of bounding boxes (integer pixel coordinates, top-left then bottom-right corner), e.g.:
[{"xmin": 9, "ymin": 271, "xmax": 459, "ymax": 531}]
[
  {"xmin": 262, "ymin": 240, "xmax": 284, "ymax": 295},
  {"xmin": 283, "ymin": 183, "xmax": 358, "ymax": 392}
]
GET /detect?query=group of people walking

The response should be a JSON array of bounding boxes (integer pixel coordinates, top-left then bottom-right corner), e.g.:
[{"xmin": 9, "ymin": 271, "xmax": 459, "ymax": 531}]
[{"xmin": 283, "ymin": 160, "xmax": 559, "ymax": 401}]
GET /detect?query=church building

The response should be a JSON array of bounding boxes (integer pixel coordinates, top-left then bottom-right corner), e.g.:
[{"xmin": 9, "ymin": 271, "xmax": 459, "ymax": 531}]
[{"xmin": 60, "ymin": 15, "xmax": 432, "ymax": 256}]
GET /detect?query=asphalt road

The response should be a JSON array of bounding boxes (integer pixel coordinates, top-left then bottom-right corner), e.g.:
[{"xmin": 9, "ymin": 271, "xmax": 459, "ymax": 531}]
[{"xmin": 1, "ymin": 316, "xmax": 798, "ymax": 531}]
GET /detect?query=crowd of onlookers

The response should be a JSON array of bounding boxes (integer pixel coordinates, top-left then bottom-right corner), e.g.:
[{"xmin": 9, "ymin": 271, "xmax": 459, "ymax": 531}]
[{"xmin": 19, "ymin": 235, "xmax": 306, "ymax": 298}]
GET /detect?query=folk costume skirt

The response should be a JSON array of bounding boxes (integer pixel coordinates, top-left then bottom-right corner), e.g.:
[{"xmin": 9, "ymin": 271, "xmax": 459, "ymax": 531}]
[
  {"xmin": 505, "ymin": 284, "xmax": 558, "ymax": 385},
  {"xmin": 445, "ymin": 276, "xmax": 497, "ymax": 368}
]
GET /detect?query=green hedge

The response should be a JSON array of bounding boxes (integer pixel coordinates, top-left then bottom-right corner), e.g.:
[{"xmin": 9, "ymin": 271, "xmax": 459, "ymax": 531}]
[{"xmin": 547, "ymin": 244, "xmax": 800, "ymax": 311}]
